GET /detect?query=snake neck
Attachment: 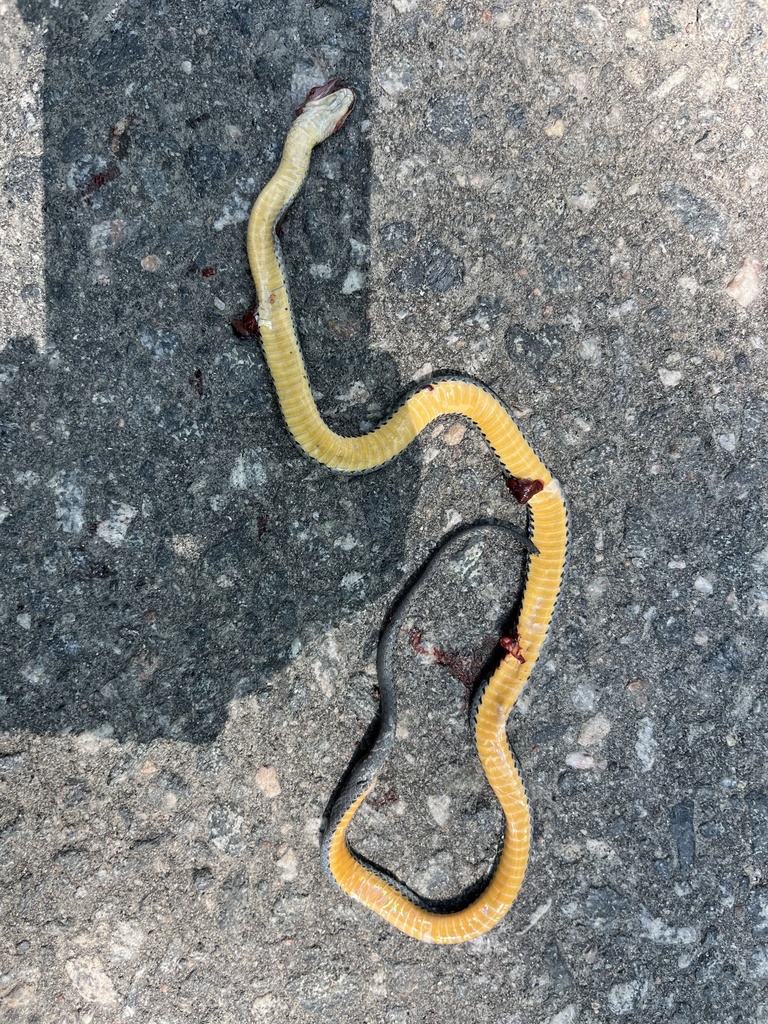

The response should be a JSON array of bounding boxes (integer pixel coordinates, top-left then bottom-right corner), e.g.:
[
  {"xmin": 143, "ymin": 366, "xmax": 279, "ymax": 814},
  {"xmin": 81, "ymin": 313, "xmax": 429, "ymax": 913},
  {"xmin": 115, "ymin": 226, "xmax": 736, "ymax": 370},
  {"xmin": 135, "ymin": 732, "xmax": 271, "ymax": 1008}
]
[{"xmin": 246, "ymin": 122, "xmax": 315, "ymax": 292}]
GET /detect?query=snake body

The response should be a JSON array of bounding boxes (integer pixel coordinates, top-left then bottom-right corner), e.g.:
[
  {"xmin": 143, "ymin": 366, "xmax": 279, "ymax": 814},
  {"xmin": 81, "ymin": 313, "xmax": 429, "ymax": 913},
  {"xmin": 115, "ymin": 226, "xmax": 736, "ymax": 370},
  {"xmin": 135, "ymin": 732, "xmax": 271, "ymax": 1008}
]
[{"xmin": 246, "ymin": 82, "xmax": 569, "ymax": 944}]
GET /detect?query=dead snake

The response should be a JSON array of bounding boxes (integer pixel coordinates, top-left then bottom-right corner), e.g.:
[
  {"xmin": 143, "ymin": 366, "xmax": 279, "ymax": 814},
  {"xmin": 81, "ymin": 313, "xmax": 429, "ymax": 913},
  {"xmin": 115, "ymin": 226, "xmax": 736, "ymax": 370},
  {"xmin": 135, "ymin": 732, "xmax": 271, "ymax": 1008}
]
[{"xmin": 245, "ymin": 80, "xmax": 569, "ymax": 944}]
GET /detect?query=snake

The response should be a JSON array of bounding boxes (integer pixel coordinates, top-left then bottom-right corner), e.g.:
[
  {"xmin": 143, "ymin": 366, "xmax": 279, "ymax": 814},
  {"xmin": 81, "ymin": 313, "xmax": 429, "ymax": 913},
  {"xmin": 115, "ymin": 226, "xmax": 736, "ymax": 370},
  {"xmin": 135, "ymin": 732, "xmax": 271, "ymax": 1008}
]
[{"xmin": 245, "ymin": 80, "xmax": 569, "ymax": 944}]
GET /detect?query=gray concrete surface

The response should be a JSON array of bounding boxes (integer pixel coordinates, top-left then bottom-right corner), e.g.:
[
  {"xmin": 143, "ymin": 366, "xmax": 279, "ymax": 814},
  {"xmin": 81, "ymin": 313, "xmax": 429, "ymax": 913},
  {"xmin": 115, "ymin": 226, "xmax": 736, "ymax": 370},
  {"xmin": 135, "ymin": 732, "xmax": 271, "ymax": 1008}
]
[{"xmin": 1, "ymin": 0, "xmax": 767, "ymax": 1021}]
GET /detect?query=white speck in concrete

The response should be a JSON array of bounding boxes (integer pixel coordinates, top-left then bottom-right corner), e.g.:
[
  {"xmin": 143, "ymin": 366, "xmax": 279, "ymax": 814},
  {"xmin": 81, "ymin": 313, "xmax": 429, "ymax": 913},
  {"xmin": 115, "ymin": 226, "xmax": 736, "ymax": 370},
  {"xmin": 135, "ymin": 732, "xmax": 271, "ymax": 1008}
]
[
  {"xmin": 566, "ymin": 751, "xmax": 595, "ymax": 770},
  {"xmin": 571, "ymin": 683, "xmax": 596, "ymax": 712},
  {"xmin": 76, "ymin": 725, "xmax": 115, "ymax": 749},
  {"xmin": 547, "ymin": 1004, "xmax": 578, "ymax": 1024},
  {"xmin": 255, "ymin": 766, "xmax": 282, "ymax": 799},
  {"xmin": 518, "ymin": 899, "xmax": 552, "ymax": 934},
  {"xmin": 544, "ymin": 118, "xmax": 565, "ymax": 139},
  {"xmin": 210, "ymin": 809, "xmax": 244, "ymax": 854},
  {"xmin": 335, "ymin": 380, "xmax": 369, "ymax": 405},
  {"xmin": 349, "ymin": 238, "xmax": 368, "ymax": 260},
  {"xmin": 577, "ymin": 714, "xmax": 611, "ymax": 748},
  {"xmin": 639, "ymin": 912, "xmax": 696, "ymax": 945},
  {"xmin": 444, "ymin": 508, "xmax": 463, "ymax": 531},
  {"xmin": 653, "ymin": 65, "xmax": 689, "ymax": 99},
  {"xmin": 379, "ymin": 65, "xmax": 413, "ymax": 95},
  {"xmin": 608, "ymin": 980, "xmax": 640, "ymax": 1015},
  {"xmin": 334, "ymin": 534, "xmax": 360, "ymax": 551},
  {"xmin": 89, "ymin": 218, "xmax": 125, "ymax": 252},
  {"xmin": 370, "ymin": 967, "xmax": 387, "ymax": 997},
  {"xmin": 677, "ymin": 275, "xmax": 698, "ymax": 295},
  {"xmin": 575, "ymin": 3, "xmax": 608, "ymax": 36},
  {"xmin": 566, "ymin": 179, "xmax": 600, "ymax": 214},
  {"xmin": 426, "ymin": 794, "xmax": 451, "ymax": 826},
  {"xmin": 276, "ymin": 849, "xmax": 298, "ymax": 882},
  {"xmin": 585, "ymin": 576, "xmax": 609, "ymax": 602},
  {"xmin": 304, "ymin": 816, "xmax": 322, "ymax": 847},
  {"xmin": 726, "ymin": 258, "xmax": 761, "ymax": 307},
  {"xmin": 626, "ymin": 6, "xmax": 650, "ymax": 41},
  {"xmin": 96, "ymin": 503, "xmax": 137, "ymax": 546},
  {"xmin": 16, "ymin": 613, "xmax": 32, "ymax": 630},
  {"xmin": 213, "ymin": 178, "xmax": 255, "ymax": 231},
  {"xmin": 751, "ymin": 946, "xmax": 768, "ymax": 979},
  {"xmin": 716, "ymin": 432, "xmax": 737, "ymax": 453},
  {"xmin": 579, "ymin": 335, "xmax": 602, "ymax": 365},
  {"xmin": 252, "ymin": 994, "xmax": 282, "ymax": 1014},
  {"xmin": 608, "ymin": 296, "xmax": 638, "ymax": 321},
  {"xmin": 108, "ymin": 921, "xmax": 145, "ymax": 962},
  {"xmin": 341, "ymin": 571, "xmax": 365, "ymax": 591},
  {"xmin": 658, "ymin": 368, "xmax": 682, "ymax": 388},
  {"xmin": 694, "ymin": 575, "xmax": 714, "ymax": 596},
  {"xmin": 341, "ymin": 269, "xmax": 366, "ymax": 294},
  {"xmin": 65, "ymin": 957, "xmax": 118, "ymax": 1007},
  {"xmin": 47, "ymin": 470, "xmax": 85, "ymax": 534},
  {"xmin": 443, "ymin": 421, "xmax": 466, "ymax": 446},
  {"xmin": 138, "ymin": 327, "xmax": 178, "ymax": 359},
  {"xmin": 585, "ymin": 838, "xmax": 615, "ymax": 859},
  {"xmin": 21, "ymin": 661, "xmax": 47, "ymax": 686},
  {"xmin": 230, "ymin": 450, "xmax": 267, "ymax": 489},
  {"xmin": 171, "ymin": 534, "xmax": 203, "ymax": 560},
  {"xmin": 636, "ymin": 718, "xmax": 659, "ymax": 771}
]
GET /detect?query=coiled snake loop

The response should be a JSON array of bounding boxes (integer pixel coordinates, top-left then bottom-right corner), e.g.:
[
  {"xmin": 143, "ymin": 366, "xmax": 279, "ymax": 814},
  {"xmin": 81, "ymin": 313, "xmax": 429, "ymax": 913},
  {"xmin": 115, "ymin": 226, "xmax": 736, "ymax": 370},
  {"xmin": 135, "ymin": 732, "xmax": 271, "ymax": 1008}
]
[{"xmin": 246, "ymin": 81, "xmax": 569, "ymax": 944}]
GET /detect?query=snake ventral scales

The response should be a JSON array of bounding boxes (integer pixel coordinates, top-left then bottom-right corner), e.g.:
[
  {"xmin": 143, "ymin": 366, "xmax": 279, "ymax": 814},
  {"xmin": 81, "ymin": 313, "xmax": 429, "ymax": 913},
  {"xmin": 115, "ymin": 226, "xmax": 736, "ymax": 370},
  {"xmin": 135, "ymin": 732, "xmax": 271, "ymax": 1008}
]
[{"xmin": 244, "ymin": 80, "xmax": 569, "ymax": 944}]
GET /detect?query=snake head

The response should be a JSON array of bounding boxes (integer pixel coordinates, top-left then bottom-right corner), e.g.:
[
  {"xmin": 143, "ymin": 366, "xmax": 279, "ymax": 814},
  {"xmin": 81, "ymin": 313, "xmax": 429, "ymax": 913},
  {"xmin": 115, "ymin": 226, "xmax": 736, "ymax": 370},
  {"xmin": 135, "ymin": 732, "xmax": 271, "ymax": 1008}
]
[{"xmin": 295, "ymin": 79, "xmax": 356, "ymax": 141}]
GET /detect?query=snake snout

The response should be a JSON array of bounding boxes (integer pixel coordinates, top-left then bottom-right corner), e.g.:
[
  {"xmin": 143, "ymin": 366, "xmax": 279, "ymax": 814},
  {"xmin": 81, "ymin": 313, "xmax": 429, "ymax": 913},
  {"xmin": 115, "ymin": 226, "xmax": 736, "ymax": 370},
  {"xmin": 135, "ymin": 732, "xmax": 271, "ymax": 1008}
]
[{"xmin": 295, "ymin": 78, "xmax": 352, "ymax": 113}]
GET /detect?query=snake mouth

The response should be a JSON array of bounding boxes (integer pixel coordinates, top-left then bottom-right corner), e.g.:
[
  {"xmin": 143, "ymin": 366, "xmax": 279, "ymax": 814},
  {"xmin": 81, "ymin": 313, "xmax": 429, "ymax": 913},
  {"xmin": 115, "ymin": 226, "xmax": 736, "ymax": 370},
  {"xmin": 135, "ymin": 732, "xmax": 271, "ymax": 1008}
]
[{"xmin": 295, "ymin": 78, "xmax": 356, "ymax": 133}]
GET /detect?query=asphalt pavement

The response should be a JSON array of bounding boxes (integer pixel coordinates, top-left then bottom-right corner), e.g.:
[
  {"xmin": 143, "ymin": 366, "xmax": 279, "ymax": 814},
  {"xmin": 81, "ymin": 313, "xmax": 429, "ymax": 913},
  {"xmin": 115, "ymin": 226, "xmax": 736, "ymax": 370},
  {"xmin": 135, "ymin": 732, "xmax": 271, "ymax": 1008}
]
[{"xmin": 1, "ymin": 1, "xmax": 767, "ymax": 1021}]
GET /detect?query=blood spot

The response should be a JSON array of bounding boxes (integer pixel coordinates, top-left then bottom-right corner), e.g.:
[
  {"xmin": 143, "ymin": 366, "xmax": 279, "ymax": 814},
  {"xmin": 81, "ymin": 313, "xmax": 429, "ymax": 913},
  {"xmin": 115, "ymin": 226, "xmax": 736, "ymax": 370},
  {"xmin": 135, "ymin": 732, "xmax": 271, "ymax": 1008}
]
[
  {"xmin": 231, "ymin": 306, "xmax": 260, "ymax": 338},
  {"xmin": 506, "ymin": 477, "xmax": 544, "ymax": 504}
]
